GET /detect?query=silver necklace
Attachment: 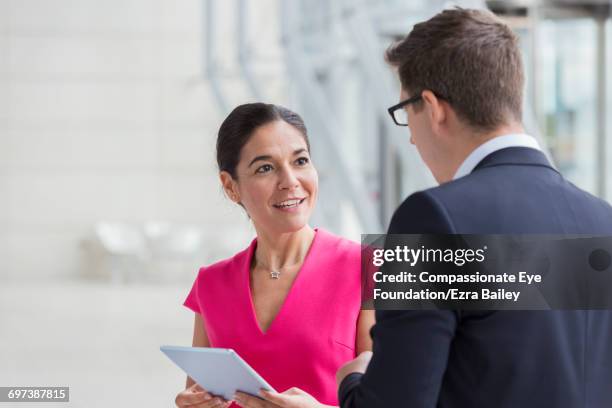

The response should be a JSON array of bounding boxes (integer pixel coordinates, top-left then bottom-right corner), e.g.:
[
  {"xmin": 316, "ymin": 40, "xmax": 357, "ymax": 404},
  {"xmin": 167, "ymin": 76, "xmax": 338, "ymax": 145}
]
[{"xmin": 257, "ymin": 259, "xmax": 302, "ymax": 280}]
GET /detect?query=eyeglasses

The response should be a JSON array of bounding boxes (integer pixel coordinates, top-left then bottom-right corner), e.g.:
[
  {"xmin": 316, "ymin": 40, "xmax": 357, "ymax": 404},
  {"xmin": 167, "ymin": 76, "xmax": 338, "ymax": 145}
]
[
  {"xmin": 387, "ymin": 94, "xmax": 422, "ymax": 126},
  {"xmin": 387, "ymin": 92, "xmax": 448, "ymax": 126}
]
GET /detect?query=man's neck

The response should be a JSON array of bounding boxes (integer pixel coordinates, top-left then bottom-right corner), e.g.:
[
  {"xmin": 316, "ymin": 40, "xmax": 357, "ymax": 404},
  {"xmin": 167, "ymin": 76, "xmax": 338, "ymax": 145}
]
[
  {"xmin": 473, "ymin": 124, "xmax": 527, "ymax": 146},
  {"xmin": 442, "ymin": 123, "xmax": 526, "ymax": 183}
]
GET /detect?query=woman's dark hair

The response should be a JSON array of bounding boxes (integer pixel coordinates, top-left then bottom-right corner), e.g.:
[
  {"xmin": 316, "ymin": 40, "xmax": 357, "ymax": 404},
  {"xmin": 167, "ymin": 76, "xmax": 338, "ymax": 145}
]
[{"xmin": 216, "ymin": 103, "xmax": 310, "ymax": 179}]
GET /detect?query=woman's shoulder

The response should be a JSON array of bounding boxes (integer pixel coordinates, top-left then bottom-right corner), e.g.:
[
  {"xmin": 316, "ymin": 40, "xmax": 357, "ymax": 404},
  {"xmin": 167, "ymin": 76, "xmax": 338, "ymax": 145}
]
[
  {"xmin": 196, "ymin": 239, "xmax": 255, "ymax": 280},
  {"xmin": 313, "ymin": 229, "xmax": 362, "ymax": 286},
  {"xmin": 315, "ymin": 228, "xmax": 361, "ymax": 258},
  {"xmin": 317, "ymin": 228, "xmax": 361, "ymax": 251}
]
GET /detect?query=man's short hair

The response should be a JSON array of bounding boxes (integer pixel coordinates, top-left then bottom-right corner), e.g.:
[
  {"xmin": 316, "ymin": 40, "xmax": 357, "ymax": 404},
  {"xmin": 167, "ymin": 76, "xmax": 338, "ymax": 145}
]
[{"xmin": 385, "ymin": 8, "xmax": 524, "ymax": 131}]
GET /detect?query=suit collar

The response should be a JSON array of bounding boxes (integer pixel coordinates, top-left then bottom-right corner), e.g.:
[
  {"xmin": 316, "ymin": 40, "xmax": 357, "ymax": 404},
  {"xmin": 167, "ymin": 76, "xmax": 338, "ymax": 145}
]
[
  {"xmin": 453, "ymin": 133, "xmax": 542, "ymax": 179},
  {"xmin": 473, "ymin": 146, "xmax": 558, "ymax": 174}
]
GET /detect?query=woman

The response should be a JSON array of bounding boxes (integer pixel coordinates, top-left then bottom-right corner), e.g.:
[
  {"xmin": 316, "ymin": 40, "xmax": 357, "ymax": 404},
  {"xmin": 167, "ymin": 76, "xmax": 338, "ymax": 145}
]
[{"xmin": 175, "ymin": 103, "xmax": 374, "ymax": 408}]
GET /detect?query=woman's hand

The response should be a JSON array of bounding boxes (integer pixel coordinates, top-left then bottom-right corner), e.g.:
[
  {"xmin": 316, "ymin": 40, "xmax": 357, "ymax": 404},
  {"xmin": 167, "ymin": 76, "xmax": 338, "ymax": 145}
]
[
  {"xmin": 175, "ymin": 383, "xmax": 231, "ymax": 408},
  {"xmin": 234, "ymin": 387, "xmax": 331, "ymax": 408}
]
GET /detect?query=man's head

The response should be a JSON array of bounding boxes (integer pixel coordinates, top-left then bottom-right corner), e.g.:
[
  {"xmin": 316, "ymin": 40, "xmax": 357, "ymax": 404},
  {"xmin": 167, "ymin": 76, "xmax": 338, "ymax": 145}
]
[{"xmin": 386, "ymin": 8, "xmax": 525, "ymax": 182}]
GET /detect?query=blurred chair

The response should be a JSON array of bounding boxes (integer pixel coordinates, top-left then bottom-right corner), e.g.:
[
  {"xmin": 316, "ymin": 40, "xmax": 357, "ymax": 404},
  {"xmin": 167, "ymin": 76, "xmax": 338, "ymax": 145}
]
[
  {"xmin": 82, "ymin": 221, "xmax": 250, "ymax": 283},
  {"xmin": 84, "ymin": 222, "xmax": 150, "ymax": 283},
  {"xmin": 143, "ymin": 221, "xmax": 205, "ymax": 283},
  {"xmin": 83, "ymin": 221, "xmax": 206, "ymax": 283}
]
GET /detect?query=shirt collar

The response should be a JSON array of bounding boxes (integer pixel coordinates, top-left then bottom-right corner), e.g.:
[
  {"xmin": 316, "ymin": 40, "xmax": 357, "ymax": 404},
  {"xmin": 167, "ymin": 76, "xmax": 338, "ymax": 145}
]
[{"xmin": 452, "ymin": 133, "xmax": 541, "ymax": 180}]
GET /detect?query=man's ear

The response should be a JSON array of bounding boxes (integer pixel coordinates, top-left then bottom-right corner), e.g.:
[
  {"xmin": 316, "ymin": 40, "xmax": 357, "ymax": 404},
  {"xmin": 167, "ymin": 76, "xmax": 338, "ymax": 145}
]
[
  {"xmin": 422, "ymin": 90, "xmax": 446, "ymax": 133},
  {"xmin": 219, "ymin": 171, "xmax": 240, "ymax": 203}
]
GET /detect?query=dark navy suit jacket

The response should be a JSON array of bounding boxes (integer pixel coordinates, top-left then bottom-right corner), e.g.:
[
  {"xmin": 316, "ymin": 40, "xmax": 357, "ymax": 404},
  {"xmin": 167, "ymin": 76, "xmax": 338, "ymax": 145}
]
[{"xmin": 339, "ymin": 147, "xmax": 612, "ymax": 408}]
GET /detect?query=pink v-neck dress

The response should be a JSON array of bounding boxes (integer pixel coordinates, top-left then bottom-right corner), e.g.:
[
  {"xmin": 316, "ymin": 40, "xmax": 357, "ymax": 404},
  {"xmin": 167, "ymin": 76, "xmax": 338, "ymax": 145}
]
[{"xmin": 183, "ymin": 229, "xmax": 362, "ymax": 406}]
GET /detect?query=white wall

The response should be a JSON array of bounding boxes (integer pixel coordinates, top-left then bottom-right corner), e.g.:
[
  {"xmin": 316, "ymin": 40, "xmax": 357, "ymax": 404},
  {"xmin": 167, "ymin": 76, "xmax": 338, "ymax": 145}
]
[{"xmin": 0, "ymin": 0, "xmax": 255, "ymax": 281}]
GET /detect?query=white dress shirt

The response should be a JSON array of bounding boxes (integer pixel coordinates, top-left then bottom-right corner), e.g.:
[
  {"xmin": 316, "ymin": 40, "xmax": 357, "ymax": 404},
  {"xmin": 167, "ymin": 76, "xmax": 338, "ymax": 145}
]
[{"xmin": 452, "ymin": 133, "xmax": 542, "ymax": 180}]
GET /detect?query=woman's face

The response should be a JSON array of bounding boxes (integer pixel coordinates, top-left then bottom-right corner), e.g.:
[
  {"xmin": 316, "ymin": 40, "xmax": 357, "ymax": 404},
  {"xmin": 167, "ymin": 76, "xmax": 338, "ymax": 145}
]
[{"xmin": 221, "ymin": 120, "xmax": 318, "ymax": 235}]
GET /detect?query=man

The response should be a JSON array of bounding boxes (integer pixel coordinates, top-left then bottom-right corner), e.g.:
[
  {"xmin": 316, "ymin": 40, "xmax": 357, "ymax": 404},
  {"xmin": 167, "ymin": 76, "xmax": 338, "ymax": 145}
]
[{"xmin": 337, "ymin": 8, "xmax": 612, "ymax": 408}]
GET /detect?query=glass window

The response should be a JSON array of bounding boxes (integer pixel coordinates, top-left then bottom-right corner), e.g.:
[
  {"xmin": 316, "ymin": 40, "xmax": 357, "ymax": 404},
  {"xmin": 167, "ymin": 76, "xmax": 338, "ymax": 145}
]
[{"xmin": 538, "ymin": 19, "xmax": 597, "ymax": 194}]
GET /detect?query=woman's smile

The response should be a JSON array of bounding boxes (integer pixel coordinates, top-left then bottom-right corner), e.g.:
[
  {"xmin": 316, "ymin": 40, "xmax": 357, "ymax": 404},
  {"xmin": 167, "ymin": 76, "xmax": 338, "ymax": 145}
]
[{"xmin": 272, "ymin": 197, "xmax": 307, "ymax": 212}]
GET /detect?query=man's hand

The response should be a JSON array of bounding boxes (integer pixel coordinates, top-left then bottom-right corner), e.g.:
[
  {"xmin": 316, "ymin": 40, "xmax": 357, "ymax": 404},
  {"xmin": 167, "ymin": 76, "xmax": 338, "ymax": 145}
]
[{"xmin": 336, "ymin": 351, "xmax": 373, "ymax": 386}]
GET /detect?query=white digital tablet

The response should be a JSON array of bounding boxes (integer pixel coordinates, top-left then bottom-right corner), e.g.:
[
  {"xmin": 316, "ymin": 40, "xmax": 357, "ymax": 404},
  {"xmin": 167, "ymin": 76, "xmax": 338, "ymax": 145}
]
[{"xmin": 160, "ymin": 345, "xmax": 276, "ymax": 400}]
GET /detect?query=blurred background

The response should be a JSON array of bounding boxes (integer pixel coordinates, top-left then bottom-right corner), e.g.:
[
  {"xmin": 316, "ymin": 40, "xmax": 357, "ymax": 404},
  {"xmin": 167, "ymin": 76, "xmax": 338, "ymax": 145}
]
[{"xmin": 0, "ymin": 0, "xmax": 610, "ymax": 406}]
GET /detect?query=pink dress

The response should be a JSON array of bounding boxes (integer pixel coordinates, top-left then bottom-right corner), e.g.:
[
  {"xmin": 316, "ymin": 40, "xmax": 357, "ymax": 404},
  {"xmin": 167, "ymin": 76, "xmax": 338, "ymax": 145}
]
[{"xmin": 183, "ymin": 229, "xmax": 362, "ymax": 406}]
